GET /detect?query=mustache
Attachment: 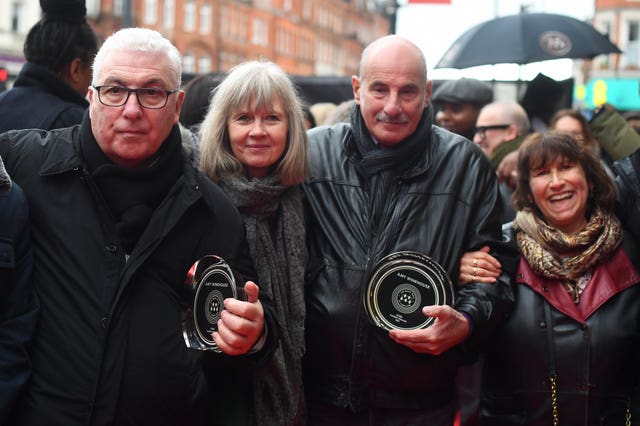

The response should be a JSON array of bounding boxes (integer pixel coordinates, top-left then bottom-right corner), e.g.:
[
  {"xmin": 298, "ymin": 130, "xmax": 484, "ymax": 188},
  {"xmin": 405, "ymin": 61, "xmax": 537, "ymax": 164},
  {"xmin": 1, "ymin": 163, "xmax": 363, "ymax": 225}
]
[{"xmin": 376, "ymin": 111, "xmax": 409, "ymax": 124}]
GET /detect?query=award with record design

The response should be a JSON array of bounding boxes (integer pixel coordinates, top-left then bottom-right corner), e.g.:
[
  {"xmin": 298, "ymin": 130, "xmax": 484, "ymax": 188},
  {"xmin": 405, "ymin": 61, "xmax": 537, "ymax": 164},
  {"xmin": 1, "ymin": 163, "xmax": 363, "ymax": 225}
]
[
  {"xmin": 182, "ymin": 255, "xmax": 241, "ymax": 352},
  {"xmin": 364, "ymin": 251, "xmax": 454, "ymax": 331}
]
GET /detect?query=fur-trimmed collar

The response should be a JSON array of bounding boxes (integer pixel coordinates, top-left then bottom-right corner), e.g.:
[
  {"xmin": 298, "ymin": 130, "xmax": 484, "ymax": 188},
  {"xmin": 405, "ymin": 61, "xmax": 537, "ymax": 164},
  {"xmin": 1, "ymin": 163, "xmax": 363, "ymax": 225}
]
[{"xmin": 0, "ymin": 156, "xmax": 10, "ymax": 191}]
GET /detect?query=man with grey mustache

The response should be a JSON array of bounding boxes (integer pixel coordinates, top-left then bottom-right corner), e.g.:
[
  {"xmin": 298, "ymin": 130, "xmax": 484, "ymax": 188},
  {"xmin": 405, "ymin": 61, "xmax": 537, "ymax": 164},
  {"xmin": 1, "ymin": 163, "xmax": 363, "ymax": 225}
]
[{"xmin": 301, "ymin": 35, "xmax": 516, "ymax": 426}]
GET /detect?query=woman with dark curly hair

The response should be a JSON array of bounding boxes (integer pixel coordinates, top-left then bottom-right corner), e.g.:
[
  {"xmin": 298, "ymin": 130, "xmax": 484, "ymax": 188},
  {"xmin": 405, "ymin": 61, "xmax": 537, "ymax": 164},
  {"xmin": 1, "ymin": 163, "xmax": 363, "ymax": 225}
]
[
  {"xmin": 0, "ymin": 0, "xmax": 98, "ymax": 132},
  {"xmin": 460, "ymin": 132, "xmax": 640, "ymax": 425}
]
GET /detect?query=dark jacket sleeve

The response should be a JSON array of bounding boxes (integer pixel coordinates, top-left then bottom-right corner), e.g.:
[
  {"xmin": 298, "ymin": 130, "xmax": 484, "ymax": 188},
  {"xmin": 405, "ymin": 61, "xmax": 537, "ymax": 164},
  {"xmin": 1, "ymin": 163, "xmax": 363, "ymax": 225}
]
[
  {"xmin": 453, "ymin": 150, "xmax": 516, "ymax": 348},
  {"xmin": 614, "ymin": 148, "xmax": 640, "ymax": 243},
  {"xmin": 0, "ymin": 182, "xmax": 39, "ymax": 424}
]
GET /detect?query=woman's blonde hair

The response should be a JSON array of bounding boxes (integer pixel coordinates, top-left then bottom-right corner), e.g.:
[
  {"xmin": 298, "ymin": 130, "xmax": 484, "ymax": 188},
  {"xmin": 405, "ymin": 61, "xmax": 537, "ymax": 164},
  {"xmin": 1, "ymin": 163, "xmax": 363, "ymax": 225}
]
[{"xmin": 198, "ymin": 60, "xmax": 309, "ymax": 186}]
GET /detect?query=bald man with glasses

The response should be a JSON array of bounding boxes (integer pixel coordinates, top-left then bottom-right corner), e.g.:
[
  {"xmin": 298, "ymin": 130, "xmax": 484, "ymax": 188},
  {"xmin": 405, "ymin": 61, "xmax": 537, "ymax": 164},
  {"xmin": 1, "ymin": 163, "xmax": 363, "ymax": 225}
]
[{"xmin": 473, "ymin": 101, "xmax": 531, "ymax": 171}]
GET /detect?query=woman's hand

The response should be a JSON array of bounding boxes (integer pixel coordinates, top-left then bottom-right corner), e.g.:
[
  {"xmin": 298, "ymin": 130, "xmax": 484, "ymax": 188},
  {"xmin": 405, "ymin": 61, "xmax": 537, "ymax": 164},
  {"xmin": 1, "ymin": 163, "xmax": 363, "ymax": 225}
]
[{"xmin": 459, "ymin": 246, "xmax": 502, "ymax": 285}]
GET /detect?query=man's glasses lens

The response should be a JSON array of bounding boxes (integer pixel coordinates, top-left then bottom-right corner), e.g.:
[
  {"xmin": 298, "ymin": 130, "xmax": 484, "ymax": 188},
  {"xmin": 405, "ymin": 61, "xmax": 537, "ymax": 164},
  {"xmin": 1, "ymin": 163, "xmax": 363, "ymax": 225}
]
[
  {"xmin": 94, "ymin": 85, "xmax": 176, "ymax": 109},
  {"xmin": 474, "ymin": 124, "xmax": 510, "ymax": 138}
]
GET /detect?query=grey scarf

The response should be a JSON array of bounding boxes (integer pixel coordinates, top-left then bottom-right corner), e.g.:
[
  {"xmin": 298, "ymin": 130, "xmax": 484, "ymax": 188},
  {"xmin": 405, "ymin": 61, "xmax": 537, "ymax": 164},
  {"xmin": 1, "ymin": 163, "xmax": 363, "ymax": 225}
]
[
  {"xmin": 219, "ymin": 174, "xmax": 307, "ymax": 426},
  {"xmin": 349, "ymin": 104, "xmax": 431, "ymax": 231}
]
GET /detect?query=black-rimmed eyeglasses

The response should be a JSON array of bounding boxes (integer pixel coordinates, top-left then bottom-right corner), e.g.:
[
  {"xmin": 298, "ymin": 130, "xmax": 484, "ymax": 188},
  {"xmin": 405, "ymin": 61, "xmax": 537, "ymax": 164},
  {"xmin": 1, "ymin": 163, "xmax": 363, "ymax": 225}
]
[
  {"xmin": 92, "ymin": 85, "xmax": 179, "ymax": 109},
  {"xmin": 474, "ymin": 124, "xmax": 511, "ymax": 139}
]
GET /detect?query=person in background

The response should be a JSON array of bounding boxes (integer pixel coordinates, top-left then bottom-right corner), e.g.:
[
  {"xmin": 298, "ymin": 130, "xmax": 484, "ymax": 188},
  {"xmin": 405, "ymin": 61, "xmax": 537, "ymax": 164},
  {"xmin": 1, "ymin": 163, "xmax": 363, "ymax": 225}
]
[
  {"xmin": 178, "ymin": 73, "xmax": 223, "ymax": 165},
  {"xmin": 0, "ymin": 27, "xmax": 277, "ymax": 426},
  {"xmin": 432, "ymin": 77, "xmax": 493, "ymax": 141},
  {"xmin": 497, "ymin": 103, "xmax": 640, "ymax": 190},
  {"xmin": 179, "ymin": 73, "xmax": 221, "ymax": 131},
  {"xmin": 474, "ymin": 101, "xmax": 530, "ymax": 170},
  {"xmin": 0, "ymin": 155, "xmax": 38, "ymax": 425},
  {"xmin": 0, "ymin": 0, "xmax": 98, "ymax": 132},
  {"xmin": 323, "ymin": 99, "xmax": 355, "ymax": 125},
  {"xmin": 302, "ymin": 34, "xmax": 515, "ymax": 426},
  {"xmin": 460, "ymin": 132, "xmax": 640, "ymax": 424},
  {"xmin": 520, "ymin": 73, "xmax": 568, "ymax": 133},
  {"xmin": 199, "ymin": 60, "xmax": 309, "ymax": 426},
  {"xmin": 474, "ymin": 101, "xmax": 531, "ymax": 222},
  {"xmin": 548, "ymin": 108, "xmax": 615, "ymax": 177},
  {"xmin": 302, "ymin": 104, "xmax": 317, "ymax": 129},
  {"xmin": 309, "ymin": 102, "xmax": 337, "ymax": 127},
  {"xmin": 549, "ymin": 109, "xmax": 601, "ymax": 157}
]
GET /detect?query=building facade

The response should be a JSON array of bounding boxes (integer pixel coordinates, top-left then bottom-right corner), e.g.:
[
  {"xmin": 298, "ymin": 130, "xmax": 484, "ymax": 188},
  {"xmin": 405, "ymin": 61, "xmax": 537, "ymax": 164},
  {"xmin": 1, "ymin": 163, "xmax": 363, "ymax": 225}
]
[
  {"xmin": 577, "ymin": 0, "xmax": 640, "ymax": 110},
  {"xmin": 0, "ymin": 0, "xmax": 393, "ymax": 82}
]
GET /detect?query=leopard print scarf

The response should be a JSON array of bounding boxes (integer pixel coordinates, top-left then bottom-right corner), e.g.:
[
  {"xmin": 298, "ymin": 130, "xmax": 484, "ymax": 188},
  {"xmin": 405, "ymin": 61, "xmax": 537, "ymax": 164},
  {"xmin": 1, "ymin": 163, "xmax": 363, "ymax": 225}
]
[{"xmin": 513, "ymin": 207, "xmax": 623, "ymax": 302}]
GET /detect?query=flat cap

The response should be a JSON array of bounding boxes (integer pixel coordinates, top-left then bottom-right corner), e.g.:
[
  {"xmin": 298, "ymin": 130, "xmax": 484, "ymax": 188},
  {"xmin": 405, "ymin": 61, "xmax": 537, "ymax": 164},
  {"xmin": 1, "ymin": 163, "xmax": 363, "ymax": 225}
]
[{"xmin": 432, "ymin": 78, "xmax": 493, "ymax": 106}]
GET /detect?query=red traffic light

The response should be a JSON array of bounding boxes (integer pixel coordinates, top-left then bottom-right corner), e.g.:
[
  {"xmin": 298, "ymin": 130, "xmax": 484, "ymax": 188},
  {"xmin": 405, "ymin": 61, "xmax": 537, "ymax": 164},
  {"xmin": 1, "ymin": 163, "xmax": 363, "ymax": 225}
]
[{"xmin": 0, "ymin": 67, "xmax": 7, "ymax": 82}]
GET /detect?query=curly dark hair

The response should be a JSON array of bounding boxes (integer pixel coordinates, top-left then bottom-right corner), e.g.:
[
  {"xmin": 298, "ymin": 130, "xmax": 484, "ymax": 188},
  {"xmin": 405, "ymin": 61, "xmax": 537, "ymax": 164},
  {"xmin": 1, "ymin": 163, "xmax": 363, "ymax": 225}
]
[
  {"xmin": 23, "ymin": 0, "xmax": 98, "ymax": 73},
  {"xmin": 512, "ymin": 131, "xmax": 617, "ymax": 218}
]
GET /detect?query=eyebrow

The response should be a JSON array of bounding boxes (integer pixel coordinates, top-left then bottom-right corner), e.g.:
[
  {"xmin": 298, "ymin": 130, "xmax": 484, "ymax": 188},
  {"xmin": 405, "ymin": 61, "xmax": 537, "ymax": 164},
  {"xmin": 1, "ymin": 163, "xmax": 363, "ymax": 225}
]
[{"xmin": 101, "ymin": 76, "xmax": 168, "ymax": 87}]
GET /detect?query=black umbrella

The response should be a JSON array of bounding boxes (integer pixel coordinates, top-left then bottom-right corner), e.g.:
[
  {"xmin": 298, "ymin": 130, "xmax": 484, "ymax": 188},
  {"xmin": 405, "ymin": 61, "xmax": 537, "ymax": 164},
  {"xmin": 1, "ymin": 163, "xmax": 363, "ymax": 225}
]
[{"xmin": 435, "ymin": 12, "xmax": 621, "ymax": 69}]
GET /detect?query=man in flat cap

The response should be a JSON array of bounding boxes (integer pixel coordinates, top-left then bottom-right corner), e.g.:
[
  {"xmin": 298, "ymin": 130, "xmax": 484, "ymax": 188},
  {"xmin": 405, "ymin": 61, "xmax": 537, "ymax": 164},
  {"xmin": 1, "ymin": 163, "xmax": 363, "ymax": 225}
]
[{"xmin": 433, "ymin": 78, "xmax": 493, "ymax": 141}]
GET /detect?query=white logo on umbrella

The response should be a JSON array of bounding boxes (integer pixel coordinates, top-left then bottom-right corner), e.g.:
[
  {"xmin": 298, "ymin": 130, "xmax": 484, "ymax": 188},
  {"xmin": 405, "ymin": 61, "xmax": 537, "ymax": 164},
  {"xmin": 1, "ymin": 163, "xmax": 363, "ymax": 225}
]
[{"xmin": 539, "ymin": 31, "xmax": 572, "ymax": 56}]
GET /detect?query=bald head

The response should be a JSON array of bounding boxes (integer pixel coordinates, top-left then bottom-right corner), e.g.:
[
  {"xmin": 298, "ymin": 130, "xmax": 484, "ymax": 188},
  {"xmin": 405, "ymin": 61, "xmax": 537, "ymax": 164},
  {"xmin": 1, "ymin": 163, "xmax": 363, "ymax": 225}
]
[
  {"xmin": 352, "ymin": 35, "xmax": 431, "ymax": 147},
  {"xmin": 474, "ymin": 101, "xmax": 530, "ymax": 159},
  {"xmin": 478, "ymin": 101, "xmax": 530, "ymax": 136},
  {"xmin": 358, "ymin": 35, "xmax": 427, "ymax": 82}
]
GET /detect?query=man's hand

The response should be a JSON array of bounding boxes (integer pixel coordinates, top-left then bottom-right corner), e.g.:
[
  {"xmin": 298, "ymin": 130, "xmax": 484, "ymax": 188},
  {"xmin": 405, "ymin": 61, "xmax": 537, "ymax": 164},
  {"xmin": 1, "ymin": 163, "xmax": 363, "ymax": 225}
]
[
  {"xmin": 213, "ymin": 281, "xmax": 265, "ymax": 355},
  {"xmin": 388, "ymin": 305, "xmax": 470, "ymax": 355}
]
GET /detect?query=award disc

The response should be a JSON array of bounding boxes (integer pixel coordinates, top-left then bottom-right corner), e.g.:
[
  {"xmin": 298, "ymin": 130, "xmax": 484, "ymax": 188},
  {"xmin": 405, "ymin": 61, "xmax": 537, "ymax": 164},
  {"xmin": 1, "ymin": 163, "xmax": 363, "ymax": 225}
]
[
  {"xmin": 364, "ymin": 251, "xmax": 454, "ymax": 331},
  {"xmin": 183, "ymin": 255, "xmax": 238, "ymax": 351}
]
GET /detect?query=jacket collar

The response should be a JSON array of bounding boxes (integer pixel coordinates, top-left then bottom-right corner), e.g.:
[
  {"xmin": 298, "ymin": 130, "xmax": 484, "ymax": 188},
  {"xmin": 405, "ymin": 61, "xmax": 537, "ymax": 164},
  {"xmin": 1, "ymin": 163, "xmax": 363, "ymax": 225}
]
[
  {"xmin": 14, "ymin": 62, "xmax": 89, "ymax": 108},
  {"xmin": 517, "ymin": 245, "xmax": 640, "ymax": 323},
  {"xmin": 37, "ymin": 125, "xmax": 85, "ymax": 177}
]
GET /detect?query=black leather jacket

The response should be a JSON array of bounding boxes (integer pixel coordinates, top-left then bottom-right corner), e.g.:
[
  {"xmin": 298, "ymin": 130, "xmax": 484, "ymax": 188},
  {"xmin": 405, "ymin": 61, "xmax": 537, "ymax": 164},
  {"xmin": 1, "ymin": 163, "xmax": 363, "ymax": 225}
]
[
  {"xmin": 614, "ymin": 149, "xmax": 640, "ymax": 242},
  {"xmin": 301, "ymin": 119, "xmax": 516, "ymax": 413},
  {"xmin": 481, "ymin": 225, "xmax": 640, "ymax": 425}
]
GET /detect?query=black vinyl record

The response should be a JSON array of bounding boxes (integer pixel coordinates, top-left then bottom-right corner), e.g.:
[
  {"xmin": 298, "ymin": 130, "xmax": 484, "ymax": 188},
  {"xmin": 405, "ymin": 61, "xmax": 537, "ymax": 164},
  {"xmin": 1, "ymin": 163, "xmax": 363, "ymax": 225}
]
[
  {"xmin": 183, "ymin": 255, "xmax": 238, "ymax": 351},
  {"xmin": 364, "ymin": 251, "xmax": 454, "ymax": 331}
]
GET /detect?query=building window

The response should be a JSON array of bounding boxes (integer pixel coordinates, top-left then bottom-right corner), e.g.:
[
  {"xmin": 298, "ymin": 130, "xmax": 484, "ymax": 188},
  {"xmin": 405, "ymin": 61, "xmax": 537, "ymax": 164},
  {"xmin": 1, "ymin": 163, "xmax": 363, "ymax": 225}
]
[
  {"xmin": 86, "ymin": 0, "xmax": 99, "ymax": 17},
  {"xmin": 303, "ymin": 0, "xmax": 312, "ymax": 20},
  {"xmin": 198, "ymin": 55, "xmax": 211, "ymax": 74},
  {"xmin": 200, "ymin": 4, "xmax": 211, "ymax": 35},
  {"xmin": 11, "ymin": 1, "xmax": 21, "ymax": 32},
  {"xmin": 628, "ymin": 21, "xmax": 640, "ymax": 67},
  {"xmin": 183, "ymin": 53, "xmax": 195, "ymax": 74},
  {"xmin": 113, "ymin": 0, "xmax": 124, "ymax": 16},
  {"xmin": 184, "ymin": 0, "xmax": 196, "ymax": 33},
  {"xmin": 252, "ymin": 18, "xmax": 269, "ymax": 46},
  {"xmin": 144, "ymin": 0, "xmax": 157, "ymax": 25},
  {"xmin": 163, "ymin": 0, "xmax": 174, "ymax": 28}
]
